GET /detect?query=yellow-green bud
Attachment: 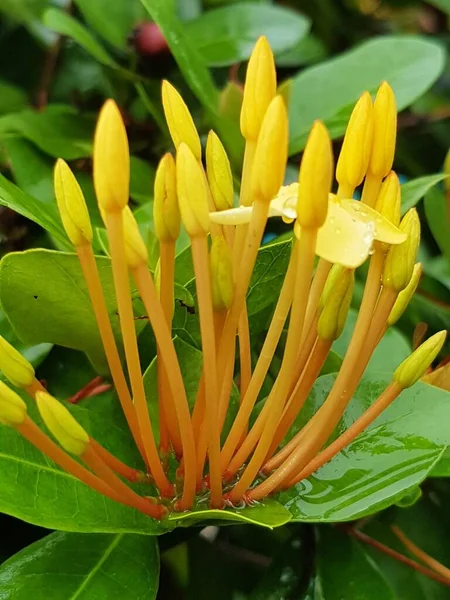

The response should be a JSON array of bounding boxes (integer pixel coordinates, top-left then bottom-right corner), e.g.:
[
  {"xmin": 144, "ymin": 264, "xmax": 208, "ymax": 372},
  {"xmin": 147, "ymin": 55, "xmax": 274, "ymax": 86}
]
[
  {"xmin": 123, "ymin": 207, "xmax": 148, "ymax": 268},
  {"xmin": 297, "ymin": 120, "xmax": 333, "ymax": 229},
  {"xmin": 162, "ymin": 80, "xmax": 202, "ymax": 161},
  {"xmin": 54, "ymin": 159, "xmax": 93, "ymax": 246},
  {"xmin": 251, "ymin": 96, "xmax": 288, "ymax": 202},
  {"xmin": 383, "ymin": 208, "xmax": 421, "ymax": 292},
  {"xmin": 206, "ymin": 131, "xmax": 234, "ymax": 211},
  {"xmin": 336, "ymin": 92, "xmax": 374, "ymax": 191},
  {"xmin": 240, "ymin": 36, "xmax": 276, "ymax": 142},
  {"xmin": 0, "ymin": 381, "xmax": 27, "ymax": 426},
  {"xmin": 388, "ymin": 263, "xmax": 422, "ymax": 326},
  {"xmin": 36, "ymin": 391, "xmax": 89, "ymax": 456},
  {"xmin": 0, "ymin": 336, "xmax": 35, "ymax": 388},
  {"xmin": 154, "ymin": 153, "xmax": 180, "ymax": 242},
  {"xmin": 317, "ymin": 265, "xmax": 354, "ymax": 341},
  {"xmin": 375, "ymin": 171, "xmax": 401, "ymax": 227},
  {"xmin": 176, "ymin": 143, "xmax": 210, "ymax": 237},
  {"xmin": 210, "ymin": 236, "xmax": 234, "ymax": 311},
  {"xmin": 368, "ymin": 82, "xmax": 397, "ymax": 179},
  {"xmin": 394, "ymin": 331, "xmax": 447, "ymax": 389},
  {"xmin": 93, "ymin": 100, "xmax": 130, "ymax": 213}
]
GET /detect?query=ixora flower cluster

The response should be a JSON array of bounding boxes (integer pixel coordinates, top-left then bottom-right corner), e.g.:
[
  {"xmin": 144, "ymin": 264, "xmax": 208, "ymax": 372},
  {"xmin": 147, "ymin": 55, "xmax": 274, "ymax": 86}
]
[{"xmin": 0, "ymin": 37, "xmax": 446, "ymax": 519}]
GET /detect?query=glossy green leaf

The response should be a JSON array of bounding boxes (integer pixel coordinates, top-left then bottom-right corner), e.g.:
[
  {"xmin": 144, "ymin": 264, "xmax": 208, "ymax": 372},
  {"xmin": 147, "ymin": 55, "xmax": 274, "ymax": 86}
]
[
  {"xmin": 74, "ymin": 0, "xmax": 146, "ymax": 49},
  {"xmin": 43, "ymin": 8, "xmax": 117, "ymax": 67},
  {"xmin": 186, "ymin": 4, "xmax": 310, "ymax": 67},
  {"xmin": 0, "ymin": 0, "xmax": 47, "ymax": 25},
  {"xmin": 316, "ymin": 526, "xmax": 395, "ymax": 599},
  {"xmin": 0, "ymin": 309, "xmax": 51, "ymax": 368},
  {"xmin": 0, "ymin": 250, "xmax": 132, "ymax": 372},
  {"xmin": 288, "ymin": 36, "xmax": 446, "ymax": 155},
  {"xmin": 424, "ymin": 187, "xmax": 450, "ymax": 259},
  {"xmin": 276, "ymin": 374, "xmax": 450, "ymax": 522},
  {"xmin": 0, "ymin": 80, "xmax": 27, "ymax": 114},
  {"xmin": 401, "ymin": 174, "xmax": 448, "ymax": 214},
  {"xmin": 333, "ymin": 309, "xmax": 411, "ymax": 372},
  {"xmin": 0, "ymin": 531, "xmax": 160, "ymax": 599},
  {"xmin": 141, "ymin": 0, "xmax": 243, "ymax": 164},
  {"xmin": 0, "ymin": 173, "xmax": 71, "ymax": 250},
  {"xmin": 431, "ymin": 446, "xmax": 450, "ymax": 477},
  {"xmin": 0, "ymin": 105, "xmax": 94, "ymax": 159}
]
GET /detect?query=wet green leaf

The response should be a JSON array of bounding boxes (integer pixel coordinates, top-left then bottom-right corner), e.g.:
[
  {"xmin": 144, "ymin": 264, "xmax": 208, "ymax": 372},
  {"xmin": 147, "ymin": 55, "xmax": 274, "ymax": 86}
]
[
  {"xmin": 0, "ymin": 531, "xmax": 160, "ymax": 599},
  {"xmin": 276, "ymin": 374, "xmax": 450, "ymax": 522}
]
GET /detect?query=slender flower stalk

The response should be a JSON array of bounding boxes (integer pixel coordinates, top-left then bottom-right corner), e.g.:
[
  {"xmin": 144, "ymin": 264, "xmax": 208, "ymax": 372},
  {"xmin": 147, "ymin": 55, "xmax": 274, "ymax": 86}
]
[{"xmin": 0, "ymin": 38, "xmax": 439, "ymax": 519}]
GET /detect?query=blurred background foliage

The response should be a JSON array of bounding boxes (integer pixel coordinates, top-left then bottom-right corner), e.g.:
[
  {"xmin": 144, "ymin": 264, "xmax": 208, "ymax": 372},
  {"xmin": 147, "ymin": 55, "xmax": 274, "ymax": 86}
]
[{"xmin": 0, "ymin": 0, "xmax": 450, "ymax": 598}]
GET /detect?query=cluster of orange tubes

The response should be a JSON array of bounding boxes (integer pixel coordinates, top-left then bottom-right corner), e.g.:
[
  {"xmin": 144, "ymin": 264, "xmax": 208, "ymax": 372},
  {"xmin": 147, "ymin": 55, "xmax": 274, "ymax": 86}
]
[{"xmin": 0, "ymin": 37, "xmax": 446, "ymax": 518}]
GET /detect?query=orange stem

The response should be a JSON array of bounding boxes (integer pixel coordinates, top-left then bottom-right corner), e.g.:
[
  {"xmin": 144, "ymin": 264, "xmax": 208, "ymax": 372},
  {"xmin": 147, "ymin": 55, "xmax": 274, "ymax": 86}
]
[
  {"xmin": 392, "ymin": 526, "xmax": 450, "ymax": 582},
  {"xmin": 18, "ymin": 417, "xmax": 121, "ymax": 504},
  {"xmin": 76, "ymin": 243, "xmax": 144, "ymax": 458},
  {"xmin": 159, "ymin": 240, "xmax": 182, "ymax": 457},
  {"xmin": 104, "ymin": 211, "xmax": 173, "ymax": 498},
  {"xmin": 132, "ymin": 264, "xmax": 197, "ymax": 510},
  {"xmin": 220, "ymin": 246, "xmax": 297, "ymax": 472},
  {"xmin": 82, "ymin": 444, "xmax": 165, "ymax": 518},
  {"xmin": 191, "ymin": 236, "xmax": 222, "ymax": 508},
  {"xmin": 89, "ymin": 439, "xmax": 144, "ymax": 483},
  {"xmin": 238, "ymin": 306, "xmax": 252, "ymax": 400},
  {"xmin": 228, "ymin": 229, "xmax": 317, "ymax": 502}
]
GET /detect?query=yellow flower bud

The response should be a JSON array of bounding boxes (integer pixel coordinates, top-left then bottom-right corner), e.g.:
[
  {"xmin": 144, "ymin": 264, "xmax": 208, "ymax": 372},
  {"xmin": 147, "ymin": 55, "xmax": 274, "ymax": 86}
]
[
  {"xmin": 0, "ymin": 336, "xmax": 35, "ymax": 388},
  {"xmin": 94, "ymin": 100, "xmax": 130, "ymax": 212},
  {"xmin": 123, "ymin": 206, "xmax": 148, "ymax": 268},
  {"xmin": 336, "ymin": 92, "xmax": 374, "ymax": 191},
  {"xmin": 240, "ymin": 36, "xmax": 276, "ymax": 141},
  {"xmin": 388, "ymin": 263, "xmax": 422, "ymax": 326},
  {"xmin": 162, "ymin": 80, "xmax": 202, "ymax": 161},
  {"xmin": 206, "ymin": 131, "xmax": 234, "ymax": 211},
  {"xmin": 0, "ymin": 381, "xmax": 27, "ymax": 426},
  {"xmin": 394, "ymin": 331, "xmax": 447, "ymax": 389},
  {"xmin": 154, "ymin": 153, "xmax": 180, "ymax": 242},
  {"xmin": 176, "ymin": 143, "xmax": 210, "ymax": 237},
  {"xmin": 368, "ymin": 82, "xmax": 397, "ymax": 179},
  {"xmin": 375, "ymin": 171, "xmax": 401, "ymax": 227},
  {"xmin": 251, "ymin": 96, "xmax": 288, "ymax": 202},
  {"xmin": 54, "ymin": 159, "xmax": 93, "ymax": 246},
  {"xmin": 210, "ymin": 236, "xmax": 234, "ymax": 311},
  {"xmin": 383, "ymin": 208, "xmax": 421, "ymax": 292},
  {"xmin": 297, "ymin": 120, "xmax": 333, "ymax": 229},
  {"xmin": 36, "ymin": 391, "xmax": 89, "ymax": 456},
  {"xmin": 317, "ymin": 265, "xmax": 354, "ymax": 341}
]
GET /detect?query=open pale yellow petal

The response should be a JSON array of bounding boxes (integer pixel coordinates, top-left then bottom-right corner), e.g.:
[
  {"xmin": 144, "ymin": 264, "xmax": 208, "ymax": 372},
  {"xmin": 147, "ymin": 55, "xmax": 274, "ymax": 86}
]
[
  {"xmin": 340, "ymin": 198, "xmax": 407, "ymax": 245},
  {"xmin": 296, "ymin": 200, "xmax": 375, "ymax": 268}
]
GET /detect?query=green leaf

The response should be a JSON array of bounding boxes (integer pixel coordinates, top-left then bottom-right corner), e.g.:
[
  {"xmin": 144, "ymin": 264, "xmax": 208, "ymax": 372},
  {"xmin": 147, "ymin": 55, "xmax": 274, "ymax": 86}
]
[
  {"xmin": 0, "ymin": 105, "xmax": 94, "ymax": 159},
  {"xmin": 141, "ymin": 0, "xmax": 243, "ymax": 164},
  {"xmin": 0, "ymin": 80, "xmax": 27, "ymax": 114},
  {"xmin": 315, "ymin": 526, "xmax": 396, "ymax": 599},
  {"xmin": 430, "ymin": 446, "xmax": 450, "ymax": 477},
  {"xmin": 276, "ymin": 374, "xmax": 450, "ymax": 522},
  {"xmin": 0, "ymin": 531, "xmax": 160, "ymax": 599},
  {"xmin": 186, "ymin": 4, "xmax": 310, "ymax": 67},
  {"xmin": 0, "ymin": 309, "xmax": 51, "ymax": 368},
  {"xmin": 333, "ymin": 308, "xmax": 411, "ymax": 372},
  {"xmin": 74, "ymin": 0, "xmax": 146, "ymax": 49},
  {"xmin": 424, "ymin": 187, "xmax": 450, "ymax": 259},
  {"xmin": 43, "ymin": 8, "xmax": 117, "ymax": 67},
  {"xmin": 275, "ymin": 34, "xmax": 327, "ymax": 67},
  {"xmin": 0, "ymin": 173, "xmax": 71, "ymax": 250},
  {"xmin": 427, "ymin": 0, "xmax": 450, "ymax": 14},
  {"xmin": 0, "ymin": 250, "xmax": 136, "ymax": 372},
  {"xmin": 401, "ymin": 174, "xmax": 449, "ymax": 214},
  {"xmin": 0, "ymin": 0, "xmax": 47, "ymax": 25},
  {"xmin": 288, "ymin": 36, "xmax": 446, "ymax": 155},
  {"xmin": 130, "ymin": 156, "xmax": 155, "ymax": 205}
]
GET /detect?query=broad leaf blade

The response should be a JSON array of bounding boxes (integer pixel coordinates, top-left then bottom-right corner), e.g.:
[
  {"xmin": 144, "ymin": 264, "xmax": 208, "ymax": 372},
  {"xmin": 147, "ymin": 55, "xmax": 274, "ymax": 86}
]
[{"xmin": 0, "ymin": 531, "xmax": 160, "ymax": 599}]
